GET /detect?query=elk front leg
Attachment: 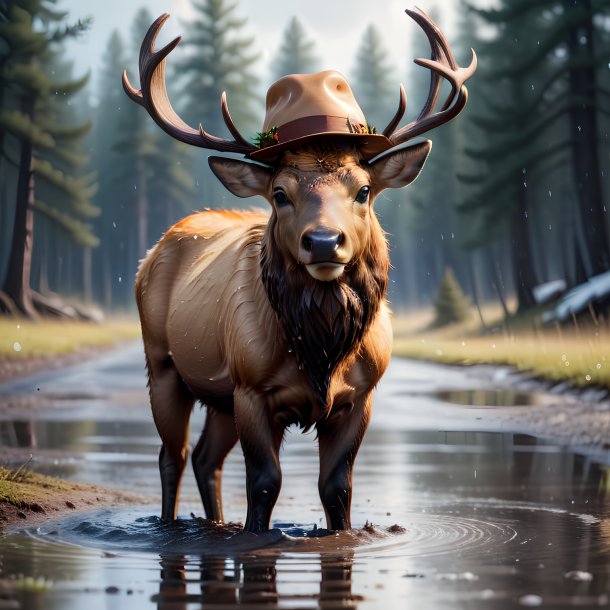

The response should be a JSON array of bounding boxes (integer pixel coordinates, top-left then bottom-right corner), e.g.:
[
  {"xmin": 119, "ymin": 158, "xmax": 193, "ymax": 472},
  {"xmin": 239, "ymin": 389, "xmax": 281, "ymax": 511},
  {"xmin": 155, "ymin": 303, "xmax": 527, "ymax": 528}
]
[
  {"xmin": 317, "ymin": 393, "xmax": 373, "ymax": 530},
  {"xmin": 234, "ymin": 388, "xmax": 283, "ymax": 534},
  {"xmin": 148, "ymin": 355, "xmax": 195, "ymax": 522},
  {"xmin": 192, "ymin": 407, "xmax": 238, "ymax": 521}
]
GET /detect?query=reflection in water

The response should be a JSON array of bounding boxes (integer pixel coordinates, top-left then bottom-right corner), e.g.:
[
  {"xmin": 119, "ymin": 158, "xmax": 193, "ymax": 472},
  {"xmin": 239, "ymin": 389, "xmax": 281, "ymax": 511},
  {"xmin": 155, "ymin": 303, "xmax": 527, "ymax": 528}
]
[
  {"xmin": 153, "ymin": 553, "xmax": 358, "ymax": 610},
  {"xmin": 434, "ymin": 388, "xmax": 546, "ymax": 407}
]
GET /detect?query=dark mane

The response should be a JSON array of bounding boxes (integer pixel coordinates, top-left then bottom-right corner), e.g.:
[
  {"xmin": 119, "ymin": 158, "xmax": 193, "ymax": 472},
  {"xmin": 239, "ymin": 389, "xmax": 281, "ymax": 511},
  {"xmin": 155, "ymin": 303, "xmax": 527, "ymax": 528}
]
[{"xmin": 260, "ymin": 213, "xmax": 389, "ymax": 406}]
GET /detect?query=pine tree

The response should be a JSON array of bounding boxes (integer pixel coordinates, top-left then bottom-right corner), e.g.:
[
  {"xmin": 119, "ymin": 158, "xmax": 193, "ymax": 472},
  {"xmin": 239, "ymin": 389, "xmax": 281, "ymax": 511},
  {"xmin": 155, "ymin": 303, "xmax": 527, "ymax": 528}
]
[
  {"xmin": 433, "ymin": 268, "xmax": 471, "ymax": 327},
  {"xmin": 170, "ymin": 0, "xmax": 262, "ymax": 208},
  {"xmin": 271, "ymin": 17, "xmax": 319, "ymax": 80},
  {"xmin": 459, "ymin": 0, "xmax": 610, "ymax": 296},
  {"xmin": 0, "ymin": 1, "xmax": 97, "ymax": 317},
  {"xmin": 351, "ymin": 24, "xmax": 396, "ymax": 130},
  {"xmin": 177, "ymin": 0, "xmax": 261, "ymax": 135},
  {"xmin": 103, "ymin": 17, "xmax": 197, "ymax": 310},
  {"xmin": 91, "ymin": 29, "xmax": 128, "ymax": 308},
  {"xmin": 394, "ymin": 9, "xmax": 469, "ymax": 306}
]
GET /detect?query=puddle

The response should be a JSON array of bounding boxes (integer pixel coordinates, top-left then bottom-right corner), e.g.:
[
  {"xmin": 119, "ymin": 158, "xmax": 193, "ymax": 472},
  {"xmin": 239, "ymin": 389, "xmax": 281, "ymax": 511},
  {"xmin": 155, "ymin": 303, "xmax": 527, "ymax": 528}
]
[
  {"xmin": 1, "ymin": 346, "xmax": 610, "ymax": 609},
  {"xmin": 434, "ymin": 388, "xmax": 551, "ymax": 407}
]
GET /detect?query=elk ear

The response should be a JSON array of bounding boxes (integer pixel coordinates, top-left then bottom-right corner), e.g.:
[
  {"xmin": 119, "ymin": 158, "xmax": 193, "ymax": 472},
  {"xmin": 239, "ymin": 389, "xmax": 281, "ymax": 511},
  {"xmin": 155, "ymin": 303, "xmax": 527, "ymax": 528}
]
[
  {"xmin": 208, "ymin": 157, "xmax": 273, "ymax": 198},
  {"xmin": 369, "ymin": 140, "xmax": 432, "ymax": 191}
]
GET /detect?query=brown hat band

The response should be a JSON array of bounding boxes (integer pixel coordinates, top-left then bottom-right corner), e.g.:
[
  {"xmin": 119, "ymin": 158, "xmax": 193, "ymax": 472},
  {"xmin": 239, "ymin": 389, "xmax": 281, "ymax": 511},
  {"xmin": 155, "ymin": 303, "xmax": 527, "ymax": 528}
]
[{"xmin": 276, "ymin": 115, "xmax": 369, "ymax": 143}]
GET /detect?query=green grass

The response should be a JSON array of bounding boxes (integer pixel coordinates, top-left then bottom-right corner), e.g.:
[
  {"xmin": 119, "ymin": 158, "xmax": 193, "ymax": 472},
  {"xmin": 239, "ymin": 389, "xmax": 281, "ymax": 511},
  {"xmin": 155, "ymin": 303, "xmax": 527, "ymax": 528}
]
[
  {"xmin": 0, "ymin": 465, "xmax": 74, "ymax": 507},
  {"xmin": 0, "ymin": 318, "xmax": 141, "ymax": 359},
  {"xmin": 392, "ymin": 307, "xmax": 610, "ymax": 390}
]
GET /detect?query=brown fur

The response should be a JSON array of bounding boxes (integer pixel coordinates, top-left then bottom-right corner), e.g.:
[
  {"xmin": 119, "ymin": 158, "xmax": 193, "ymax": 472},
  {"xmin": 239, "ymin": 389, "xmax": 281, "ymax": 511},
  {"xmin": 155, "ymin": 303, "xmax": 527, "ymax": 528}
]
[
  {"xmin": 260, "ymin": 212, "xmax": 388, "ymax": 405},
  {"xmin": 136, "ymin": 143, "xmax": 430, "ymax": 532}
]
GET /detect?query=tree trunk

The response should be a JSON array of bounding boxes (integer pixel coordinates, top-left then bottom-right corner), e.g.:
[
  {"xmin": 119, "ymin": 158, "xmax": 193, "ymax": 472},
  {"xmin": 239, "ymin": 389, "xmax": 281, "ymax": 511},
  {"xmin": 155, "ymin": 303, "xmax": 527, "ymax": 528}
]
[
  {"xmin": 567, "ymin": 0, "xmax": 610, "ymax": 275},
  {"xmin": 136, "ymin": 157, "xmax": 148, "ymax": 260},
  {"xmin": 510, "ymin": 184, "xmax": 538, "ymax": 312},
  {"xmin": 488, "ymin": 249, "xmax": 510, "ymax": 319},
  {"xmin": 83, "ymin": 247, "xmax": 92, "ymax": 304},
  {"xmin": 2, "ymin": 130, "xmax": 38, "ymax": 319},
  {"xmin": 468, "ymin": 252, "xmax": 487, "ymax": 330}
]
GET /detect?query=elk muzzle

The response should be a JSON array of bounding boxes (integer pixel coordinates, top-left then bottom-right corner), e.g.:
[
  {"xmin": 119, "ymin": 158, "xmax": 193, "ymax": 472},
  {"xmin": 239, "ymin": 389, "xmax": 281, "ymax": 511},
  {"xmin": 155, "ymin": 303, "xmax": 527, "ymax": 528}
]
[{"xmin": 300, "ymin": 228, "xmax": 346, "ymax": 281}]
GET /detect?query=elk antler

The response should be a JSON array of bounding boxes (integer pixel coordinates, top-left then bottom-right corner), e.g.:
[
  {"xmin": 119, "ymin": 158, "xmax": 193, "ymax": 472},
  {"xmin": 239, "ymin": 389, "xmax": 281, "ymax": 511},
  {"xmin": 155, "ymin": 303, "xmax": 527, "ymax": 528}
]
[
  {"xmin": 384, "ymin": 7, "xmax": 477, "ymax": 145},
  {"xmin": 122, "ymin": 13, "xmax": 256, "ymax": 154}
]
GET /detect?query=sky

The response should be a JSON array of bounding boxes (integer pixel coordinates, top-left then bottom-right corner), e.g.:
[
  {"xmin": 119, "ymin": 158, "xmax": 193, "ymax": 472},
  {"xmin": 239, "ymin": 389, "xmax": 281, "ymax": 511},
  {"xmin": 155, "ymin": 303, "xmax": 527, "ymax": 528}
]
[{"xmin": 61, "ymin": 0, "xmax": 465, "ymax": 97}]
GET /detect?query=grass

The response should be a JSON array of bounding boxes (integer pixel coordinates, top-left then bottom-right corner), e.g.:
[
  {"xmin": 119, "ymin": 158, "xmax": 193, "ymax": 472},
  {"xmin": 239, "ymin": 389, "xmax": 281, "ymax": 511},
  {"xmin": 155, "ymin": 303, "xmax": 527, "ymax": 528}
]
[
  {"xmin": 0, "ymin": 464, "xmax": 74, "ymax": 509},
  {"xmin": 392, "ymin": 305, "xmax": 610, "ymax": 390},
  {"xmin": 0, "ymin": 317, "xmax": 141, "ymax": 359}
]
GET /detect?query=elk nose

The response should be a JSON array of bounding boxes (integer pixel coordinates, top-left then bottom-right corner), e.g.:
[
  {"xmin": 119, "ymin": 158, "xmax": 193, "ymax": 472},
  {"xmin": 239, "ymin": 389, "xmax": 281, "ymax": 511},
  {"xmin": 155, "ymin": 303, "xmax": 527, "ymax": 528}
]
[{"xmin": 301, "ymin": 228, "xmax": 344, "ymax": 263}]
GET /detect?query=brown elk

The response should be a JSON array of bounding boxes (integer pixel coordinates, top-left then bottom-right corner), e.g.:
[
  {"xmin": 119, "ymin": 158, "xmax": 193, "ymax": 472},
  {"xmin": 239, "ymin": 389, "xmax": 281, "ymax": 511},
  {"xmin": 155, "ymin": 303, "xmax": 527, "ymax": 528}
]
[{"xmin": 123, "ymin": 7, "xmax": 476, "ymax": 533}]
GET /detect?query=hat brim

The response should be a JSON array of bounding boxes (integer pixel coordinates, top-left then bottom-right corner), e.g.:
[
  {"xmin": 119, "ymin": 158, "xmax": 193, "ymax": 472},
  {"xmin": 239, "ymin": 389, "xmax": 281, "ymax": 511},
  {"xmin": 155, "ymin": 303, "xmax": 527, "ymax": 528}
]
[{"xmin": 248, "ymin": 132, "xmax": 395, "ymax": 163}]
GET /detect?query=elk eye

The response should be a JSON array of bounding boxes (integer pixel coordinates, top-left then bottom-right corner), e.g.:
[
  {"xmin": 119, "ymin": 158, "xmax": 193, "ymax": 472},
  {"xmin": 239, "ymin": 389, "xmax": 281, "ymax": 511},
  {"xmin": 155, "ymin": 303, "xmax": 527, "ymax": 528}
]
[
  {"xmin": 273, "ymin": 190, "xmax": 290, "ymax": 207},
  {"xmin": 355, "ymin": 185, "xmax": 371, "ymax": 204}
]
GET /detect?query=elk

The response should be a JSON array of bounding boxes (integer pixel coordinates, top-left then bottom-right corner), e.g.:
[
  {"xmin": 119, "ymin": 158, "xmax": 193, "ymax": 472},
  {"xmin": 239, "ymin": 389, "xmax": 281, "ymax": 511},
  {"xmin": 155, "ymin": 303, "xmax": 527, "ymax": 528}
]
[{"xmin": 123, "ymin": 7, "xmax": 476, "ymax": 534}]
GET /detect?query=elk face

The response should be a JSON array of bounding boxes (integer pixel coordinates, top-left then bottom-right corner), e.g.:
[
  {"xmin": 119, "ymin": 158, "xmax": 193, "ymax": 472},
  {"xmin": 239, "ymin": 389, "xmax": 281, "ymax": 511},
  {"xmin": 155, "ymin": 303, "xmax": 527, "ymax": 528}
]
[{"xmin": 209, "ymin": 140, "xmax": 431, "ymax": 282}]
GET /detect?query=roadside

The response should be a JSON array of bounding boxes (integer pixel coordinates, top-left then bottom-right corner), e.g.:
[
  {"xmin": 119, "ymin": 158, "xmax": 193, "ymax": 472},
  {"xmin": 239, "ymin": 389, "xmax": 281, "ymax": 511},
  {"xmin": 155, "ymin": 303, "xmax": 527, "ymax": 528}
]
[
  {"xmin": 392, "ymin": 306, "xmax": 610, "ymax": 396},
  {"xmin": 0, "ymin": 465, "xmax": 149, "ymax": 532},
  {"xmin": 0, "ymin": 318, "xmax": 141, "ymax": 382}
]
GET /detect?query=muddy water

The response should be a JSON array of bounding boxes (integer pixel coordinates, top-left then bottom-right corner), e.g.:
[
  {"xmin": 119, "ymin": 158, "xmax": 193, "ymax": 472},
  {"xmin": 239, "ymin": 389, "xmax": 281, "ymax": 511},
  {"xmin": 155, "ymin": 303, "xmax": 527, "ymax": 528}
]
[{"xmin": 1, "ymin": 344, "xmax": 610, "ymax": 609}]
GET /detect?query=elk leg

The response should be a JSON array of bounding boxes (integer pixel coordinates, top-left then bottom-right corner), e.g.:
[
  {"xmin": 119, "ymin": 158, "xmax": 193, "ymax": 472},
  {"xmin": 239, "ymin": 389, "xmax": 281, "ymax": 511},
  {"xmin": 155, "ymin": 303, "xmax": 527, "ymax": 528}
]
[
  {"xmin": 317, "ymin": 393, "xmax": 372, "ymax": 530},
  {"xmin": 192, "ymin": 408, "xmax": 238, "ymax": 521},
  {"xmin": 148, "ymin": 356, "xmax": 194, "ymax": 522},
  {"xmin": 234, "ymin": 389, "xmax": 283, "ymax": 534}
]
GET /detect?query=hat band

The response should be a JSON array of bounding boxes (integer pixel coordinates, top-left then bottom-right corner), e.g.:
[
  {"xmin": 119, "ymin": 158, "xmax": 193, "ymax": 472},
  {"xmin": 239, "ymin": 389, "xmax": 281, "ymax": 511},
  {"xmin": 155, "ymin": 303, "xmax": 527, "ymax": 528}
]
[{"xmin": 277, "ymin": 115, "xmax": 369, "ymax": 142}]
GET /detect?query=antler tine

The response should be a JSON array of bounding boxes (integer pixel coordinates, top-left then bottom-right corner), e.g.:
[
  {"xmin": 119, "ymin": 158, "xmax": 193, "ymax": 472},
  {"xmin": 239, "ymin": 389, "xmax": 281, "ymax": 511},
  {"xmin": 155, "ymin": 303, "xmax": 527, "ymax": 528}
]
[
  {"xmin": 384, "ymin": 6, "xmax": 477, "ymax": 147},
  {"xmin": 382, "ymin": 84, "xmax": 407, "ymax": 137},
  {"xmin": 122, "ymin": 14, "xmax": 256, "ymax": 154},
  {"xmin": 220, "ymin": 92, "xmax": 254, "ymax": 148}
]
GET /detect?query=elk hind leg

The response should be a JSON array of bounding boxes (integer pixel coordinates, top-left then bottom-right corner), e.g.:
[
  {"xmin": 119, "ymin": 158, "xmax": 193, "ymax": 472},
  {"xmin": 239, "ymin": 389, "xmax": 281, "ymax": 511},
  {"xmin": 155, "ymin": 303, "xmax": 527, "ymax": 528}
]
[
  {"xmin": 192, "ymin": 407, "xmax": 238, "ymax": 521},
  {"xmin": 148, "ymin": 355, "xmax": 194, "ymax": 522}
]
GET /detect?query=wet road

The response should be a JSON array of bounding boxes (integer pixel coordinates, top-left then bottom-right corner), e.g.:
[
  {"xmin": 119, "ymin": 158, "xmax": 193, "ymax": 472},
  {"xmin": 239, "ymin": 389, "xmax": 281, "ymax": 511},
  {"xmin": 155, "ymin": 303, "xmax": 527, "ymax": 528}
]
[{"xmin": 1, "ymin": 342, "xmax": 609, "ymax": 609}]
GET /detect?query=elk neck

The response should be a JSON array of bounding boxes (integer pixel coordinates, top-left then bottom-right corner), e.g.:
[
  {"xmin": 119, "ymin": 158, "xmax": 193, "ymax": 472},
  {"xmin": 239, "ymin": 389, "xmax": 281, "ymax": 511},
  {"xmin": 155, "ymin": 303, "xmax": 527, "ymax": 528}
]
[{"xmin": 260, "ymin": 213, "xmax": 389, "ymax": 406}]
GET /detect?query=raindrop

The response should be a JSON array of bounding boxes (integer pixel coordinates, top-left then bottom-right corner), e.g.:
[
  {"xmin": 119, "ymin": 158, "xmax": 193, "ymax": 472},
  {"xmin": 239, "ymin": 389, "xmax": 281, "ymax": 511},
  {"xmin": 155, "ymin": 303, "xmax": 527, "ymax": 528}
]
[
  {"xmin": 112, "ymin": 221, "xmax": 117, "ymax": 228},
  {"xmin": 578, "ymin": 125, "xmax": 582, "ymax": 132},
  {"xmin": 585, "ymin": 375, "xmax": 591, "ymax": 381},
  {"xmin": 579, "ymin": 35, "xmax": 587, "ymax": 44},
  {"xmin": 193, "ymin": 235, "xmax": 198, "ymax": 240},
  {"xmin": 548, "ymin": 190, "xmax": 552, "ymax": 198},
  {"xmin": 530, "ymin": 84, "xmax": 535, "ymax": 91},
  {"xmin": 13, "ymin": 342, "xmax": 22, "ymax": 352},
  {"xmin": 133, "ymin": 184, "xmax": 137, "ymax": 190},
  {"xmin": 16, "ymin": 324, "xmax": 20, "ymax": 329},
  {"xmin": 519, "ymin": 594, "xmax": 543, "ymax": 607},
  {"xmin": 597, "ymin": 363, "xmax": 602, "ymax": 369},
  {"xmin": 523, "ymin": 181, "xmax": 528, "ymax": 188},
  {"xmin": 565, "ymin": 570, "xmax": 593, "ymax": 582},
  {"xmin": 118, "ymin": 276, "xmax": 122, "ymax": 283},
  {"xmin": 548, "ymin": 224, "xmax": 552, "ymax": 231}
]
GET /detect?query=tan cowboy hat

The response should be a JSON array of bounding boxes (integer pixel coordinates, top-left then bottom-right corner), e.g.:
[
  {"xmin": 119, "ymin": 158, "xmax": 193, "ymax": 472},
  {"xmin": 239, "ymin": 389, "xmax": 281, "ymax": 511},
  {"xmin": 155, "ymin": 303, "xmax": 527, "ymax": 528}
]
[{"xmin": 249, "ymin": 70, "xmax": 395, "ymax": 162}]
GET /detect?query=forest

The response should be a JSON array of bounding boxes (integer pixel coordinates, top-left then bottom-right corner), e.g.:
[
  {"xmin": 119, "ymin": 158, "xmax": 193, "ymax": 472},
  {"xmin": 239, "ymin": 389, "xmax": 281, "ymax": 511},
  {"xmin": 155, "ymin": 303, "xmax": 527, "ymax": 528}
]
[{"xmin": 0, "ymin": 0, "xmax": 609, "ymax": 320}]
